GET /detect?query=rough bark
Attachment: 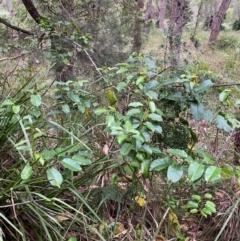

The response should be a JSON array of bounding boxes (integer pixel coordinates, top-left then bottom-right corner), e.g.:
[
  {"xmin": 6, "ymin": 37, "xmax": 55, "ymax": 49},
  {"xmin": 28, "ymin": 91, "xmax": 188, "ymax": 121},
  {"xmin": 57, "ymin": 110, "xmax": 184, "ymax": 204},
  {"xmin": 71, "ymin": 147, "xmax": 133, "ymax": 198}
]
[
  {"xmin": 145, "ymin": 0, "xmax": 153, "ymax": 21},
  {"xmin": 168, "ymin": 0, "xmax": 185, "ymax": 67},
  {"xmin": 21, "ymin": 0, "xmax": 44, "ymax": 24},
  {"xmin": 132, "ymin": 0, "xmax": 144, "ymax": 53},
  {"xmin": 157, "ymin": 0, "xmax": 167, "ymax": 29},
  {"xmin": 209, "ymin": 0, "xmax": 232, "ymax": 43},
  {"xmin": 191, "ymin": 0, "xmax": 203, "ymax": 38}
]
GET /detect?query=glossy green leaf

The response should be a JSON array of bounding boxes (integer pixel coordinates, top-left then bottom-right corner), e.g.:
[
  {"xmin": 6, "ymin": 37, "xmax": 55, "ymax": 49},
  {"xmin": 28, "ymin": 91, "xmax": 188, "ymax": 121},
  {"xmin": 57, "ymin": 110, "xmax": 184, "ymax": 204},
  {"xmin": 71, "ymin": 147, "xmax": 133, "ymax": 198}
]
[
  {"xmin": 116, "ymin": 67, "xmax": 128, "ymax": 74},
  {"xmin": 219, "ymin": 89, "xmax": 231, "ymax": 102},
  {"xmin": 94, "ymin": 107, "xmax": 108, "ymax": 115},
  {"xmin": 154, "ymin": 125, "xmax": 162, "ymax": 134},
  {"xmin": 150, "ymin": 157, "xmax": 172, "ymax": 171},
  {"xmin": 120, "ymin": 142, "xmax": 132, "ymax": 155},
  {"xmin": 190, "ymin": 103, "xmax": 204, "ymax": 121},
  {"xmin": 136, "ymin": 76, "xmax": 145, "ymax": 85},
  {"xmin": 124, "ymin": 120, "xmax": 132, "ymax": 132},
  {"xmin": 12, "ymin": 105, "xmax": 20, "ymax": 114},
  {"xmin": 205, "ymin": 166, "xmax": 222, "ymax": 182},
  {"xmin": 142, "ymin": 80, "xmax": 158, "ymax": 93},
  {"xmin": 126, "ymin": 108, "xmax": 141, "ymax": 116},
  {"xmin": 117, "ymin": 134, "xmax": 128, "ymax": 144},
  {"xmin": 148, "ymin": 113, "xmax": 163, "ymax": 121},
  {"xmin": 72, "ymin": 155, "xmax": 92, "ymax": 165},
  {"xmin": 144, "ymin": 121, "xmax": 155, "ymax": 131},
  {"xmin": 204, "ymin": 193, "xmax": 213, "ymax": 199},
  {"xmin": 30, "ymin": 94, "xmax": 42, "ymax": 107},
  {"xmin": 194, "ymin": 79, "xmax": 213, "ymax": 93},
  {"xmin": 167, "ymin": 164, "xmax": 183, "ymax": 183},
  {"xmin": 141, "ymin": 160, "xmax": 150, "ymax": 178},
  {"xmin": 67, "ymin": 92, "xmax": 80, "ymax": 103},
  {"xmin": 46, "ymin": 167, "xmax": 63, "ymax": 188},
  {"xmin": 190, "ymin": 209, "xmax": 198, "ymax": 214},
  {"xmin": 188, "ymin": 161, "xmax": 205, "ymax": 182},
  {"xmin": 235, "ymin": 99, "xmax": 240, "ymax": 105},
  {"xmin": 146, "ymin": 91, "xmax": 158, "ymax": 100},
  {"xmin": 68, "ymin": 237, "xmax": 77, "ymax": 241},
  {"xmin": 215, "ymin": 115, "xmax": 233, "ymax": 132},
  {"xmin": 128, "ymin": 102, "xmax": 144, "ymax": 107},
  {"xmin": 191, "ymin": 195, "xmax": 201, "ymax": 202},
  {"xmin": 117, "ymin": 82, "xmax": 127, "ymax": 91},
  {"xmin": 62, "ymin": 104, "xmax": 70, "ymax": 113},
  {"xmin": 203, "ymin": 109, "xmax": 214, "ymax": 121},
  {"xmin": 142, "ymin": 144, "xmax": 152, "ymax": 154},
  {"xmin": 205, "ymin": 201, "xmax": 216, "ymax": 213},
  {"xmin": 167, "ymin": 149, "xmax": 188, "ymax": 158},
  {"xmin": 149, "ymin": 101, "xmax": 156, "ymax": 112},
  {"xmin": 42, "ymin": 149, "xmax": 56, "ymax": 160},
  {"xmin": 187, "ymin": 201, "xmax": 199, "ymax": 208},
  {"xmin": 21, "ymin": 164, "xmax": 33, "ymax": 180},
  {"xmin": 2, "ymin": 99, "xmax": 14, "ymax": 106},
  {"xmin": 61, "ymin": 158, "xmax": 82, "ymax": 171}
]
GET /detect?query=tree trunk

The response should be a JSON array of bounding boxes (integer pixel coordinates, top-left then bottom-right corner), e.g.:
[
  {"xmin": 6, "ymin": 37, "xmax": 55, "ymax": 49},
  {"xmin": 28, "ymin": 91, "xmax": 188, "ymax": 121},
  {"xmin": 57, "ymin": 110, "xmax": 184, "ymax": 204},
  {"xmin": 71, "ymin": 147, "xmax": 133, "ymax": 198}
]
[
  {"xmin": 191, "ymin": 0, "xmax": 203, "ymax": 39},
  {"xmin": 168, "ymin": 0, "xmax": 185, "ymax": 67},
  {"xmin": 157, "ymin": 0, "xmax": 167, "ymax": 29},
  {"xmin": 145, "ymin": 0, "xmax": 153, "ymax": 21},
  {"xmin": 132, "ymin": 0, "xmax": 144, "ymax": 53},
  {"xmin": 209, "ymin": 0, "xmax": 232, "ymax": 43},
  {"xmin": 21, "ymin": 0, "xmax": 76, "ymax": 82}
]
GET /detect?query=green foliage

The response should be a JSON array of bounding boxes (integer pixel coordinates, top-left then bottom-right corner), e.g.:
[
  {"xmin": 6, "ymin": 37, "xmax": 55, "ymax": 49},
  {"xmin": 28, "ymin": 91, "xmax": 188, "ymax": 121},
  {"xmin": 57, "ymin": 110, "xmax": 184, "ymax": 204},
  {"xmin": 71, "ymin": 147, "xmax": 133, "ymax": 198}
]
[
  {"xmin": 215, "ymin": 34, "xmax": 239, "ymax": 49},
  {"xmin": 95, "ymin": 54, "xmax": 233, "ymax": 185},
  {"xmin": 232, "ymin": 19, "xmax": 240, "ymax": 31},
  {"xmin": 184, "ymin": 193, "xmax": 216, "ymax": 218}
]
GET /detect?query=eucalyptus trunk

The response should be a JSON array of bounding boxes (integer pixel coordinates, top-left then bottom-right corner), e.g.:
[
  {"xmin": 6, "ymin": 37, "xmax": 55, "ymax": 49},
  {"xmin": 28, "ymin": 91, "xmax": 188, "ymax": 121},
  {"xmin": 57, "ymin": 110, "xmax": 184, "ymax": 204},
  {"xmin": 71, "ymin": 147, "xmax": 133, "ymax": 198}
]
[
  {"xmin": 132, "ymin": 0, "xmax": 144, "ymax": 53},
  {"xmin": 157, "ymin": 0, "xmax": 167, "ymax": 29},
  {"xmin": 168, "ymin": 0, "xmax": 184, "ymax": 67},
  {"xmin": 209, "ymin": 0, "xmax": 232, "ymax": 43}
]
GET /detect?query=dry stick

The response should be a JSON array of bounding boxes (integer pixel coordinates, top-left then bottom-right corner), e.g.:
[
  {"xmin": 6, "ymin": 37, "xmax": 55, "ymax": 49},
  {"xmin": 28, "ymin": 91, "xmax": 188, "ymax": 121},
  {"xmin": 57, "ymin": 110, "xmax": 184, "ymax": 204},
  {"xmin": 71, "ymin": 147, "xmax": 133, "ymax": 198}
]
[
  {"xmin": 152, "ymin": 207, "xmax": 170, "ymax": 241},
  {"xmin": 71, "ymin": 39, "xmax": 103, "ymax": 77},
  {"xmin": 0, "ymin": 16, "xmax": 34, "ymax": 35},
  {"xmin": 0, "ymin": 49, "xmax": 35, "ymax": 62},
  {"xmin": 10, "ymin": 188, "xmax": 19, "ymax": 221}
]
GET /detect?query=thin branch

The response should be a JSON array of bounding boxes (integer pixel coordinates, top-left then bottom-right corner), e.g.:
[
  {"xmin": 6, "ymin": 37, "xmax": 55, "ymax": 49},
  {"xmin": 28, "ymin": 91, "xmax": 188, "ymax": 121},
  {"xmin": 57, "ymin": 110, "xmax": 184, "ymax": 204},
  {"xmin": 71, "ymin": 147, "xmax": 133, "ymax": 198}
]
[
  {"xmin": 21, "ymin": 0, "xmax": 44, "ymax": 24},
  {"xmin": 0, "ymin": 49, "xmax": 35, "ymax": 61},
  {"xmin": 0, "ymin": 16, "xmax": 34, "ymax": 35}
]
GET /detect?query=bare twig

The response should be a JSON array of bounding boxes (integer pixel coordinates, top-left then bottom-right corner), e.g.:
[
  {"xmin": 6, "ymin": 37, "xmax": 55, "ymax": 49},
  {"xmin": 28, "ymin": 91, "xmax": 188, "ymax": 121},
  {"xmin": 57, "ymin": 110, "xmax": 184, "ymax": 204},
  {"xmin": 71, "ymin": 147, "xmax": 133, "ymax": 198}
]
[{"xmin": 0, "ymin": 16, "xmax": 34, "ymax": 35}]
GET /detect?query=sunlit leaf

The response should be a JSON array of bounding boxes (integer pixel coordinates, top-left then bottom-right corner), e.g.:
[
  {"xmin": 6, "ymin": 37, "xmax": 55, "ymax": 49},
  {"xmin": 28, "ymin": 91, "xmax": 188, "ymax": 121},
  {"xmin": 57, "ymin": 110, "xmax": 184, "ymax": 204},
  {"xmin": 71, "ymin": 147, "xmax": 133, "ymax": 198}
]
[
  {"xmin": 21, "ymin": 164, "xmax": 33, "ymax": 180},
  {"xmin": 128, "ymin": 102, "xmax": 143, "ymax": 107},
  {"xmin": 61, "ymin": 158, "xmax": 82, "ymax": 171},
  {"xmin": 167, "ymin": 164, "xmax": 183, "ymax": 183},
  {"xmin": 188, "ymin": 161, "xmax": 205, "ymax": 182},
  {"xmin": 215, "ymin": 115, "xmax": 233, "ymax": 132},
  {"xmin": 46, "ymin": 167, "xmax": 63, "ymax": 187},
  {"xmin": 167, "ymin": 149, "xmax": 188, "ymax": 158},
  {"xmin": 30, "ymin": 94, "xmax": 42, "ymax": 107},
  {"xmin": 194, "ymin": 79, "xmax": 213, "ymax": 93},
  {"xmin": 205, "ymin": 166, "xmax": 222, "ymax": 182},
  {"xmin": 190, "ymin": 103, "xmax": 204, "ymax": 120},
  {"xmin": 12, "ymin": 105, "xmax": 20, "ymax": 114},
  {"xmin": 72, "ymin": 155, "xmax": 92, "ymax": 165},
  {"xmin": 120, "ymin": 142, "xmax": 132, "ymax": 155},
  {"xmin": 141, "ymin": 160, "xmax": 150, "ymax": 178},
  {"xmin": 150, "ymin": 157, "xmax": 172, "ymax": 171}
]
